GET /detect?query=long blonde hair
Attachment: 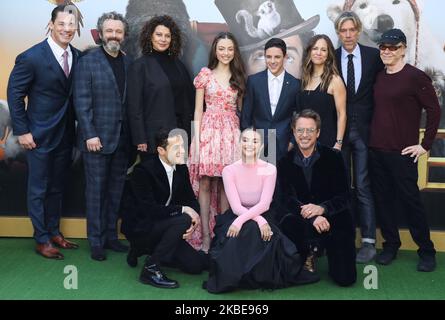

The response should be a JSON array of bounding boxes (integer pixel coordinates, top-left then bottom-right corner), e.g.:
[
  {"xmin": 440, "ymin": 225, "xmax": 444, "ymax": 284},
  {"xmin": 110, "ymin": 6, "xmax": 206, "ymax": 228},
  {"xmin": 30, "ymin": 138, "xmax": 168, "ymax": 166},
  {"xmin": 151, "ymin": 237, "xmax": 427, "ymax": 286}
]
[{"xmin": 301, "ymin": 34, "xmax": 339, "ymax": 92}]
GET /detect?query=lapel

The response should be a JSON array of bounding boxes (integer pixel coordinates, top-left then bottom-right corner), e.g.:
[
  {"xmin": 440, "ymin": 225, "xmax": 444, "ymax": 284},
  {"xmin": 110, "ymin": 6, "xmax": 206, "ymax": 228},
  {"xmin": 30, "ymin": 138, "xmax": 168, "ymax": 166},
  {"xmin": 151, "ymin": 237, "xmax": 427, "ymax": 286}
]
[
  {"xmin": 96, "ymin": 48, "xmax": 122, "ymax": 101},
  {"xmin": 336, "ymin": 49, "xmax": 343, "ymax": 81},
  {"xmin": 274, "ymin": 71, "xmax": 291, "ymax": 119},
  {"xmin": 154, "ymin": 156, "xmax": 171, "ymax": 200},
  {"xmin": 41, "ymin": 40, "xmax": 69, "ymax": 90},
  {"xmin": 356, "ymin": 44, "xmax": 367, "ymax": 94},
  {"xmin": 259, "ymin": 70, "xmax": 273, "ymax": 119}
]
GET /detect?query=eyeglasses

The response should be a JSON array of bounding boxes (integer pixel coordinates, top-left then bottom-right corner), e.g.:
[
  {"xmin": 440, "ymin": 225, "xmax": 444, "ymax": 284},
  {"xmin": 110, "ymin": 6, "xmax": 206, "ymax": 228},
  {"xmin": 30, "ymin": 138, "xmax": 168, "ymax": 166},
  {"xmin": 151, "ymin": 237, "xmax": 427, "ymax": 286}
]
[
  {"xmin": 295, "ymin": 128, "xmax": 317, "ymax": 135},
  {"xmin": 379, "ymin": 44, "xmax": 403, "ymax": 52}
]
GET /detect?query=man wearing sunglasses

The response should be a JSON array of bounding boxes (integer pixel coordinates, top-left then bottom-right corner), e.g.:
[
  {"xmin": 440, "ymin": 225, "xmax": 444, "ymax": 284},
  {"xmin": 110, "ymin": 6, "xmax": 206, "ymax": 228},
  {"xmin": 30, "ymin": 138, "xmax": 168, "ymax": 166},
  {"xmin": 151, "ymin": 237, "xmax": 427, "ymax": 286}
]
[{"xmin": 369, "ymin": 28, "xmax": 441, "ymax": 272}]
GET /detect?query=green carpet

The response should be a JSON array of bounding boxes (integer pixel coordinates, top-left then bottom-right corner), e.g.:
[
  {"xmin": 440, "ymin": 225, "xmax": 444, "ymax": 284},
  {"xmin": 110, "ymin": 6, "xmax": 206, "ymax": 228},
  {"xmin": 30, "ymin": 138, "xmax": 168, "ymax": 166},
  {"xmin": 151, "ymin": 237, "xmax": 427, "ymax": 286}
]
[{"xmin": 0, "ymin": 238, "xmax": 444, "ymax": 300}]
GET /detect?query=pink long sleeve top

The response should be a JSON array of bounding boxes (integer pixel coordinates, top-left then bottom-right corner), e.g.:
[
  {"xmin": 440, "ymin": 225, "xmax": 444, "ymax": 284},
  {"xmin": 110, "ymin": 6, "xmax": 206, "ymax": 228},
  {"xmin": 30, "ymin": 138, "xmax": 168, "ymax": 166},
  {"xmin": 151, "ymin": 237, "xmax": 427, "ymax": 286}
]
[{"xmin": 222, "ymin": 159, "xmax": 277, "ymax": 230}]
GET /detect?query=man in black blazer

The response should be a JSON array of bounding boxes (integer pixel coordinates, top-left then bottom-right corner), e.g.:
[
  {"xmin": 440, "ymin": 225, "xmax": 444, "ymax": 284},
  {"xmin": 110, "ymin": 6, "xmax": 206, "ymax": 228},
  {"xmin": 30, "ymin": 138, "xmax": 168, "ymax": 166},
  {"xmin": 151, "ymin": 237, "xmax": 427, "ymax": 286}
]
[
  {"xmin": 277, "ymin": 110, "xmax": 356, "ymax": 287},
  {"xmin": 241, "ymin": 38, "xmax": 300, "ymax": 162},
  {"xmin": 121, "ymin": 129, "xmax": 208, "ymax": 288},
  {"xmin": 334, "ymin": 11, "xmax": 384, "ymax": 263},
  {"xmin": 74, "ymin": 12, "xmax": 131, "ymax": 261},
  {"xmin": 7, "ymin": 5, "xmax": 80, "ymax": 259}
]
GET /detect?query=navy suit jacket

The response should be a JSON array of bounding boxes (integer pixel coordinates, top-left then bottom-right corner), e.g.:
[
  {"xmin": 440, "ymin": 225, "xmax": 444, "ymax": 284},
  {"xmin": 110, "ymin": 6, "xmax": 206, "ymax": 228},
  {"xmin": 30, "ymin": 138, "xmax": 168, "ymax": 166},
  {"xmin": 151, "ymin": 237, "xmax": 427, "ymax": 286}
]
[
  {"xmin": 336, "ymin": 44, "xmax": 384, "ymax": 144},
  {"xmin": 7, "ymin": 39, "xmax": 79, "ymax": 152},
  {"xmin": 241, "ymin": 70, "xmax": 300, "ymax": 160},
  {"xmin": 73, "ymin": 47, "xmax": 131, "ymax": 154}
]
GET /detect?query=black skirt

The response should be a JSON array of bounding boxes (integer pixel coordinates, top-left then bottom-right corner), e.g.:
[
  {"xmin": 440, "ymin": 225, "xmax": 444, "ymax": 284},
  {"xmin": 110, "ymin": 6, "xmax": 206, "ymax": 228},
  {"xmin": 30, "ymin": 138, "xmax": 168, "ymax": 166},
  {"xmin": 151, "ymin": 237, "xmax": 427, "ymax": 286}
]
[{"xmin": 205, "ymin": 210, "xmax": 304, "ymax": 293}]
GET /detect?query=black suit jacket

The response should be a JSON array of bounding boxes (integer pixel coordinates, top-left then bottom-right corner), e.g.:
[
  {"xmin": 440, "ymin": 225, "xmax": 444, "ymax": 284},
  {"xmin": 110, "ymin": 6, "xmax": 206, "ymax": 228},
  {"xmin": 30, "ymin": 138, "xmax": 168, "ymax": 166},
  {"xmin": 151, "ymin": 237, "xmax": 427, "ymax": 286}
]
[
  {"xmin": 336, "ymin": 44, "xmax": 384, "ymax": 144},
  {"xmin": 7, "ymin": 40, "xmax": 80, "ymax": 152},
  {"xmin": 276, "ymin": 145, "xmax": 351, "ymax": 223},
  {"xmin": 126, "ymin": 55, "xmax": 195, "ymax": 152},
  {"xmin": 241, "ymin": 70, "xmax": 300, "ymax": 160},
  {"xmin": 121, "ymin": 154, "xmax": 199, "ymax": 239}
]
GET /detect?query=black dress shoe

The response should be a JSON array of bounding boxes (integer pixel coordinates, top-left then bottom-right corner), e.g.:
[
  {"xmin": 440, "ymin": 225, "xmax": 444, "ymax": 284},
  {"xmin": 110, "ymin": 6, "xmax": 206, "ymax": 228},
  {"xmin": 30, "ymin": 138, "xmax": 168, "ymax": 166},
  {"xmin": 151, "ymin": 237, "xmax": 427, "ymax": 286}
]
[
  {"xmin": 295, "ymin": 269, "xmax": 320, "ymax": 285},
  {"xmin": 139, "ymin": 264, "xmax": 179, "ymax": 289},
  {"xmin": 375, "ymin": 249, "xmax": 397, "ymax": 265},
  {"xmin": 91, "ymin": 246, "xmax": 106, "ymax": 261},
  {"xmin": 127, "ymin": 247, "xmax": 139, "ymax": 268},
  {"xmin": 104, "ymin": 240, "xmax": 129, "ymax": 253},
  {"xmin": 417, "ymin": 255, "xmax": 436, "ymax": 272}
]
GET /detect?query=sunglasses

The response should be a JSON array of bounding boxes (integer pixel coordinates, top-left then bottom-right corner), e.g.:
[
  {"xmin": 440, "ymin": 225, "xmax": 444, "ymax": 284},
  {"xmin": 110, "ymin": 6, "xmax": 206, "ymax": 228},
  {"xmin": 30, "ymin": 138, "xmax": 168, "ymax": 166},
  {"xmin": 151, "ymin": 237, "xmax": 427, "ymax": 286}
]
[{"xmin": 379, "ymin": 44, "xmax": 403, "ymax": 51}]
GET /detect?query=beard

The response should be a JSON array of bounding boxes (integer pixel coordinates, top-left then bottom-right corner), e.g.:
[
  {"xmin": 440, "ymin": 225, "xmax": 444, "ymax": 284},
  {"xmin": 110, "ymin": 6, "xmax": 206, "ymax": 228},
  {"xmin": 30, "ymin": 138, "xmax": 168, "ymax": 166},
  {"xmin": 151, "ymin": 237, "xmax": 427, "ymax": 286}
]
[{"xmin": 104, "ymin": 39, "xmax": 121, "ymax": 53}]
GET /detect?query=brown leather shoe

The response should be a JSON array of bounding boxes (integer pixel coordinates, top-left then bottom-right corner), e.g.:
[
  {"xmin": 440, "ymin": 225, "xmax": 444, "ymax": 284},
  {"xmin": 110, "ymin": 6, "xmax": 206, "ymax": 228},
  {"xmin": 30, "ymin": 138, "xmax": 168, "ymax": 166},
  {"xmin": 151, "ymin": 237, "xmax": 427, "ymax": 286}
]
[
  {"xmin": 51, "ymin": 235, "xmax": 79, "ymax": 249},
  {"xmin": 36, "ymin": 242, "xmax": 64, "ymax": 260}
]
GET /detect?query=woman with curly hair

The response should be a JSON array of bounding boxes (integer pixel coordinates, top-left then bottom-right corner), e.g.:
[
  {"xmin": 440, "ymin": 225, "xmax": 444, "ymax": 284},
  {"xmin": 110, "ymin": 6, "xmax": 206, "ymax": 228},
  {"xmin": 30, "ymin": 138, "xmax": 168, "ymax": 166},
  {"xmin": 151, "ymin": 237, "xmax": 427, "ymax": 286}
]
[
  {"xmin": 299, "ymin": 34, "xmax": 346, "ymax": 150},
  {"xmin": 187, "ymin": 32, "xmax": 246, "ymax": 253},
  {"xmin": 127, "ymin": 15, "xmax": 195, "ymax": 155}
]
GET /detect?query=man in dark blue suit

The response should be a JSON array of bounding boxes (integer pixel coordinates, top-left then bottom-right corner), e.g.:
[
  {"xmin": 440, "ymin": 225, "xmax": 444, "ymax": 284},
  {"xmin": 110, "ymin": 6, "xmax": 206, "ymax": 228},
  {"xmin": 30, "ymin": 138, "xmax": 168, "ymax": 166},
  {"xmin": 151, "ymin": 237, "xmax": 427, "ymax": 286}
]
[
  {"xmin": 334, "ymin": 11, "xmax": 384, "ymax": 263},
  {"xmin": 7, "ymin": 5, "xmax": 80, "ymax": 259},
  {"xmin": 74, "ymin": 12, "xmax": 131, "ymax": 261},
  {"xmin": 241, "ymin": 38, "xmax": 300, "ymax": 162}
]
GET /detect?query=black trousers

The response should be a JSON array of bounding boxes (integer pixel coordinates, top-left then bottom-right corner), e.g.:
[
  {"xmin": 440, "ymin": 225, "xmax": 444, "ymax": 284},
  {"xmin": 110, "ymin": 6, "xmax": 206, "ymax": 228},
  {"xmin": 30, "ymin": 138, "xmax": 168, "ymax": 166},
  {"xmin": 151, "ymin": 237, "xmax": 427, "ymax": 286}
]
[
  {"xmin": 369, "ymin": 149, "xmax": 436, "ymax": 257},
  {"xmin": 342, "ymin": 125, "xmax": 376, "ymax": 242},
  {"xmin": 129, "ymin": 214, "xmax": 208, "ymax": 274},
  {"xmin": 279, "ymin": 212, "xmax": 357, "ymax": 287}
]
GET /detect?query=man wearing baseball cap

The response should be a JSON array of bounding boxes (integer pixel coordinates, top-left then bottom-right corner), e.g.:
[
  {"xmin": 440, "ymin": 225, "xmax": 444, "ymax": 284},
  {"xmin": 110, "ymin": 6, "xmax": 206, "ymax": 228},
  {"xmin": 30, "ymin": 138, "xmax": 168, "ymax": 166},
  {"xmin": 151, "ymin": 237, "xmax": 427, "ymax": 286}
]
[{"xmin": 369, "ymin": 28, "xmax": 441, "ymax": 272}]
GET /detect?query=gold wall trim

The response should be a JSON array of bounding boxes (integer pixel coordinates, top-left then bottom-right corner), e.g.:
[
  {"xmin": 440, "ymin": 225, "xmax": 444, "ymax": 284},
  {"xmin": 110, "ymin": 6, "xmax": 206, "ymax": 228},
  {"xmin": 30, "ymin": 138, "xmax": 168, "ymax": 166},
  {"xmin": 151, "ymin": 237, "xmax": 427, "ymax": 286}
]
[{"xmin": 1, "ymin": 216, "xmax": 444, "ymax": 252}]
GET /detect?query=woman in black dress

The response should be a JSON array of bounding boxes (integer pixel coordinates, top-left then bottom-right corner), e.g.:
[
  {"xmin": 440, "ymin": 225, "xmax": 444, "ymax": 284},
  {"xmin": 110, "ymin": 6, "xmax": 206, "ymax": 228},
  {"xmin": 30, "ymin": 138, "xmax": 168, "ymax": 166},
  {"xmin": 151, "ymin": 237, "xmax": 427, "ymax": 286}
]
[
  {"xmin": 127, "ymin": 15, "xmax": 195, "ymax": 155},
  {"xmin": 299, "ymin": 34, "xmax": 346, "ymax": 149},
  {"xmin": 204, "ymin": 128, "xmax": 319, "ymax": 294}
]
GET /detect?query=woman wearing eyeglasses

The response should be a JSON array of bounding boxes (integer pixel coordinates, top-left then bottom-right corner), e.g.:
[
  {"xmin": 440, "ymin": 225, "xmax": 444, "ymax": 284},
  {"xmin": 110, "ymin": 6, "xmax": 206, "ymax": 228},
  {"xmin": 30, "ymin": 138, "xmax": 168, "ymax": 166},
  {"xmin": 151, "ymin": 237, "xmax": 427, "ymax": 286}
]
[{"xmin": 299, "ymin": 34, "xmax": 346, "ymax": 150}]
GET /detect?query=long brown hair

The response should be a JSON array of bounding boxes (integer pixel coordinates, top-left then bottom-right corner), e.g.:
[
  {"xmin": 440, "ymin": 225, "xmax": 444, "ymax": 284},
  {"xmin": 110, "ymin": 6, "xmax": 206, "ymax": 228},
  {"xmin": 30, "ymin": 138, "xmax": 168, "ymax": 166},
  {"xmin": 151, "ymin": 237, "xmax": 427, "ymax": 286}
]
[
  {"xmin": 207, "ymin": 32, "xmax": 246, "ymax": 104},
  {"xmin": 301, "ymin": 34, "xmax": 339, "ymax": 92},
  {"xmin": 139, "ymin": 15, "xmax": 182, "ymax": 58}
]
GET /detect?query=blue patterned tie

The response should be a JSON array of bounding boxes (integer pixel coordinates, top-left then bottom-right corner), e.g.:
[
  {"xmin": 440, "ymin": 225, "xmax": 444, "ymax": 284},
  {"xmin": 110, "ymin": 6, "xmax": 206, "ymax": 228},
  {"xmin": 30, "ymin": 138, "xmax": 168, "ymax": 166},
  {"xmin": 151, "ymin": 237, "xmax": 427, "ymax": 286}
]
[{"xmin": 347, "ymin": 54, "xmax": 355, "ymax": 98}]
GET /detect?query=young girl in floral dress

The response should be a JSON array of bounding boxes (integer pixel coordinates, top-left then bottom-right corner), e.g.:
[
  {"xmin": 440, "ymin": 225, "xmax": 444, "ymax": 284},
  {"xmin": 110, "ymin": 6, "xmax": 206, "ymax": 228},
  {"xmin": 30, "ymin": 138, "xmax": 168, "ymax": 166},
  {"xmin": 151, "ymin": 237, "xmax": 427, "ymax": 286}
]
[{"xmin": 188, "ymin": 32, "xmax": 246, "ymax": 252}]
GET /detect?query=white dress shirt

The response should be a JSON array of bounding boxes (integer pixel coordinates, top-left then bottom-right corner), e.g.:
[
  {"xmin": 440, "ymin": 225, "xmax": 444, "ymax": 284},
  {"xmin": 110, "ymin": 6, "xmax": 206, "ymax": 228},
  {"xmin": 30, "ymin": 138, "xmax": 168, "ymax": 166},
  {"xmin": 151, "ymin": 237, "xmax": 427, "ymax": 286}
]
[
  {"xmin": 267, "ymin": 69, "xmax": 285, "ymax": 116},
  {"xmin": 159, "ymin": 156, "xmax": 176, "ymax": 206},
  {"xmin": 47, "ymin": 35, "xmax": 73, "ymax": 74},
  {"xmin": 341, "ymin": 45, "xmax": 361, "ymax": 93}
]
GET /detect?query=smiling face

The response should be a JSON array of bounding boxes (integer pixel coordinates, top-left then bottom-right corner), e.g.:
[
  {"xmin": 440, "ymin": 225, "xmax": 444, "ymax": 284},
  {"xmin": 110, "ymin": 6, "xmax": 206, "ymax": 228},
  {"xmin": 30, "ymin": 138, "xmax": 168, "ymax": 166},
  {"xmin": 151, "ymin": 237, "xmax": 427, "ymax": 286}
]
[
  {"xmin": 246, "ymin": 35, "xmax": 303, "ymax": 78},
  {"xmin": 310, "ymin": 38, "xmax": 329, "ymax": 66},
  {"xmin": 241, "ymin": 129, "xmax": 262, "ymax": 162},
  {"xmin": 100, "ymin": 19, "xmax": 125, "ymax": 54},
  {"xmin": 379, "ymin": 41, "xmax": 406, "ymax": 67},
  {"xmin": 215, "ymin": 38, "xmax": 235, "ymax": 66},
  {"xmin": 293, "ymin": 117, "xmax": 320, "ymax": 153},
  {"xmin": 265, "ymin": 46, "xmax": 286, "ymax": 76},
  {"xmin": 48, "ymin": 11, "xmax": 77, "ymax": 49},
  {"xmin": 151, "ymin": 25, "xmax": 171, "ymax": 53}
]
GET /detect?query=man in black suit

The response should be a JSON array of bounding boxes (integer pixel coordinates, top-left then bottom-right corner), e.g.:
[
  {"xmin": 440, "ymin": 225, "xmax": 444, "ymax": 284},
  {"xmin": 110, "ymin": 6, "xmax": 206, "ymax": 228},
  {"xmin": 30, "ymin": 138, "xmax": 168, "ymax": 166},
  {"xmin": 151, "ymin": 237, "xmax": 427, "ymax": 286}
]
[
  {"xmin": 241, "ymin": 38, "xmax": 300, "ymax": 162},
  {"xmin": 7, "ymin": 5, "xmax": 80, "ymax": 259},
  {"xmin": 334, "ymin": 11, "xmax": 384, "ymax": 263},
  {"xmin": 74, "ymin": 12, "xmax": 131, "ymax": 261},
  {"xmin": 277, "ymin": 109, "xmax": 356, "ymax": 287},
  {"xmin": 121, "ymin": 129, "xmax": 208, "ymax": 288}
]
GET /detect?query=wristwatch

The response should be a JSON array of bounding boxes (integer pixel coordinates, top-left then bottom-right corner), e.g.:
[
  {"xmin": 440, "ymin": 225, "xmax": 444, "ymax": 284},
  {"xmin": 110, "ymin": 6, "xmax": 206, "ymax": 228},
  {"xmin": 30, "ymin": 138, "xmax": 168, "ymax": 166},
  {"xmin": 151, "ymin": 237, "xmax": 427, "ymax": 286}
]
[{"xmin": 336, "ymin": 139, "xmax": 343, "ymax": 145}]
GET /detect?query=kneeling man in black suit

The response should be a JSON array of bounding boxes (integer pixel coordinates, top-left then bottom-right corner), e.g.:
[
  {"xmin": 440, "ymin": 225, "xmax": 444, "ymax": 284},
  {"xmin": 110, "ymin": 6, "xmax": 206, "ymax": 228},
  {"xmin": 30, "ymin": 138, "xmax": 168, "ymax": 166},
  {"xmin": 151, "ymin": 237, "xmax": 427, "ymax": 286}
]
[
  {"xmin": 277, "ymin": 109, "xmax": 356, "ymax": 287},
  {"xmin": 121, "ymin": 129, "xmax": 208, "ymax": 289}
]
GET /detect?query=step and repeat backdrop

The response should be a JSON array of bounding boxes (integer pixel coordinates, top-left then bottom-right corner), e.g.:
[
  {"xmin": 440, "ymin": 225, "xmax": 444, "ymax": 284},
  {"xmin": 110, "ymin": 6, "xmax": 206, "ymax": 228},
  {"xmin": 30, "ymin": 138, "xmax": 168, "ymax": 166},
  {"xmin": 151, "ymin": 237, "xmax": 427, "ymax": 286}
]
[{"xmin": 0, "ymin": 0, "xmax": 444, "ymax": 227}]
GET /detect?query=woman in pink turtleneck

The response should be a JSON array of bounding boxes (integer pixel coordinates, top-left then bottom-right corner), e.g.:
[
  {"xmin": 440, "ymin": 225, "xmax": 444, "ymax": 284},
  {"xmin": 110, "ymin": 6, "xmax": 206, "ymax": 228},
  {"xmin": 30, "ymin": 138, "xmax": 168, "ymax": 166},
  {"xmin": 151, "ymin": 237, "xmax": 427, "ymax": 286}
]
[{"xmin": 204, "ymin": 128, "xmax": 319, "ymax": 294}]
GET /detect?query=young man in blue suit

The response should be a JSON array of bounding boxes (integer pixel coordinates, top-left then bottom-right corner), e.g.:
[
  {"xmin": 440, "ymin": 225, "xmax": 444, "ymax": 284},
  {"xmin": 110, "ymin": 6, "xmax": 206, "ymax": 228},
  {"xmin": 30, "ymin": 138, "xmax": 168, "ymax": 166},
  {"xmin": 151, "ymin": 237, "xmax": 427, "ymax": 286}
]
[
  {"xmin": 333, "ymin": 11, "xmax": 384, "ymax": 263},
  {"xmin": 7, "ymin": 5, "xmax": 80, "ymax": 259},
  {"xmin": 241, "ymin": 38, "xmax": 300, "ymax": 162},
  {"xmin": 73, "ymin": 12, "xmax": 131, "ymax": 261}
]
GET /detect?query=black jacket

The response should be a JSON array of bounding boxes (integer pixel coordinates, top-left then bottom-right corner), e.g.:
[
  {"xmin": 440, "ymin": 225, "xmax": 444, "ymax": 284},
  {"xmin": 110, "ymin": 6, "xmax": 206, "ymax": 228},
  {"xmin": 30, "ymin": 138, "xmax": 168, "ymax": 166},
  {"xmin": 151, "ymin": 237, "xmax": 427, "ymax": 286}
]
[
  {"xmin": 276, "ymin": 144, "xmax": 351, "ymax": 223},
  {"xmin": 121, "ymin": 154, "xmax": 199, "ymax": 239}
]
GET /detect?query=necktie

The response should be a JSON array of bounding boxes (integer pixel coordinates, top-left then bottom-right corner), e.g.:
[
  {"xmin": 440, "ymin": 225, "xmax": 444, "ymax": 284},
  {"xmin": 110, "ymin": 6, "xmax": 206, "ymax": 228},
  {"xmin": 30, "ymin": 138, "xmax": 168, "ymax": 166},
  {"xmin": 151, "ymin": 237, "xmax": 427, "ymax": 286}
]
[
  {"xmin": 302, "ymin": 157, "xmax": 310, "ymax": 167},
  {"xmin": 347, "ymin": 54, "xmax": 355, "ymax": 98},
  {"xmin": 62, "ymin": 50, "xmax": 70, "ymax": 77}
]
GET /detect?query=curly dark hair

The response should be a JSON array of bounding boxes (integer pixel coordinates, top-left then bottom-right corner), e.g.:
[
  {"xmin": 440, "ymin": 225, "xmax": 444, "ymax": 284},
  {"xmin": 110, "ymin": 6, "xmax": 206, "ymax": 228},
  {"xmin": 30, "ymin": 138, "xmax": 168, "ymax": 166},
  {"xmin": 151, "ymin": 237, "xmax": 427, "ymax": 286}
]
[{"xmin": 139, "ymin": 15, "xmax": 182, "ymax": 57}]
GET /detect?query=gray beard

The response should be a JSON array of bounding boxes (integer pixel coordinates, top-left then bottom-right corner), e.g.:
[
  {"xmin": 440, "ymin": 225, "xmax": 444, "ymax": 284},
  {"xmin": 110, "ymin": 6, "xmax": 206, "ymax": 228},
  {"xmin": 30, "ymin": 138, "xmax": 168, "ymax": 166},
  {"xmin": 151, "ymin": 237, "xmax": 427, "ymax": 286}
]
[{"xmin": 104, "ymin": 41, "xmax": 121, "ymax": 54}]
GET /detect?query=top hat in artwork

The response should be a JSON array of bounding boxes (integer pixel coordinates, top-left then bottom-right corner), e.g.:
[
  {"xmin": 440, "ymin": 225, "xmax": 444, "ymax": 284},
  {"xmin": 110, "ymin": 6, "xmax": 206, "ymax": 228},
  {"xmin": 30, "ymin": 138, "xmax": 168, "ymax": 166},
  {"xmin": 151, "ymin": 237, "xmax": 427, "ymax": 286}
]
[{"xmin": 215, "ymin": 0, "xmax": 319, "ymax": 51}]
